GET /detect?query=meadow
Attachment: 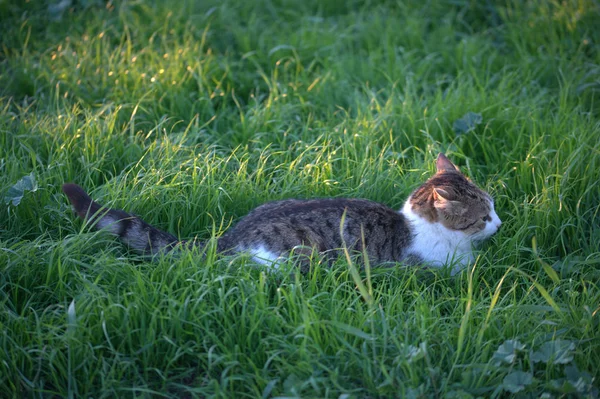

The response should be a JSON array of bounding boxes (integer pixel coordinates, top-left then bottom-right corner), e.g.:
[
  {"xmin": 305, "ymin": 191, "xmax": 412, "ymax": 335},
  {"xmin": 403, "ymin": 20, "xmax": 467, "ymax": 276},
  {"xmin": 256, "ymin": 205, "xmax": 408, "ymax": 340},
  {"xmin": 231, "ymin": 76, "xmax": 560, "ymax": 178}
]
[{"xmin": 1, "ymin": 0, "xmax": 599, "ymax": 397}]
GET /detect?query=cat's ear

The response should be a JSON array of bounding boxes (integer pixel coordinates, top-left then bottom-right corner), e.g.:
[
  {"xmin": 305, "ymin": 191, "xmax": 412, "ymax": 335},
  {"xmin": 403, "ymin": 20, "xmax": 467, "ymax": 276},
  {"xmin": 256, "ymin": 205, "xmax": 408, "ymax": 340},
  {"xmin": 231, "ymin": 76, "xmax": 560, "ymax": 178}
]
[
  {"xmin": 436, "ymin": 153, "xmax": 459, "ymax": 173},
  {"xmin": 433, "ymin": 188, "xmax": 452, "ymax": 210},
  {"xmin": 433, "ymin": 188, "xmax": 467, "ymax": 214},
  {"xmin": 433, "ymin": 187, "xmax": 452, "ymax": 201}
]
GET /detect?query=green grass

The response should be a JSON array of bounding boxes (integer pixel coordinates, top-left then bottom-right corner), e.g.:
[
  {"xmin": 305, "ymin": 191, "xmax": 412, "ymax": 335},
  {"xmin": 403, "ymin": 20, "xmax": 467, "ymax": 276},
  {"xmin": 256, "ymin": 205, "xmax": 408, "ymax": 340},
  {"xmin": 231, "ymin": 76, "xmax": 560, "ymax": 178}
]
[{"xmin": 1, "ymin": 0, "xmax": 599, "ymax": 397}]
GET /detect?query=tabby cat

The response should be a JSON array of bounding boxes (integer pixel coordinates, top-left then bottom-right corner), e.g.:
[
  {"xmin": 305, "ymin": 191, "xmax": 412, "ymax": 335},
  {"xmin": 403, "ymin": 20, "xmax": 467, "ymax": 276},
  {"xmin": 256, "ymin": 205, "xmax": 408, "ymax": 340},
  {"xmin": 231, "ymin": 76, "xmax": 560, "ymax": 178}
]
[{"xmin": 62, "ymin": 153, "xmax": 501, "ymax": 274}]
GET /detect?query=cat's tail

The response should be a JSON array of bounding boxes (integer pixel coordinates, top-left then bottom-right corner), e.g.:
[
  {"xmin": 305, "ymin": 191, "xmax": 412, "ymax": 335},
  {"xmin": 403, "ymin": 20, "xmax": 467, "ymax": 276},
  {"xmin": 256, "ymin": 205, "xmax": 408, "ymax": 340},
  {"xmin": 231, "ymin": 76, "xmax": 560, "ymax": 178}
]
[{"xmin": 62, "ymin": 183, "xmax": 184, "ymax": 254}]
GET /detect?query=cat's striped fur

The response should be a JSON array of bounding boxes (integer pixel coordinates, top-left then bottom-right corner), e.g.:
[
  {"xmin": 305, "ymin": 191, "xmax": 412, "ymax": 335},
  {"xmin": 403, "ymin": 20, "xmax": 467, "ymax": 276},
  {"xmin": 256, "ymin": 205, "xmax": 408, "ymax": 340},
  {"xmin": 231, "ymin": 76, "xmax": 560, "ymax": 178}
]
[{"xmin": 63, "ymin": 154, "xmax": 501, "ymax": 273}]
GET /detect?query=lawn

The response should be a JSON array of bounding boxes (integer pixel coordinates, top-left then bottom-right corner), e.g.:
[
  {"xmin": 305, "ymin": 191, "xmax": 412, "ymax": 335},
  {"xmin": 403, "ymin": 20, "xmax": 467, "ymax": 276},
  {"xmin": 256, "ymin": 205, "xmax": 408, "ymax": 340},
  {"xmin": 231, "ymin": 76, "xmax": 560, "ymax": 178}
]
[{"xmin": 1, "ymin": 0, "xmax": 599, "ymax": 397}]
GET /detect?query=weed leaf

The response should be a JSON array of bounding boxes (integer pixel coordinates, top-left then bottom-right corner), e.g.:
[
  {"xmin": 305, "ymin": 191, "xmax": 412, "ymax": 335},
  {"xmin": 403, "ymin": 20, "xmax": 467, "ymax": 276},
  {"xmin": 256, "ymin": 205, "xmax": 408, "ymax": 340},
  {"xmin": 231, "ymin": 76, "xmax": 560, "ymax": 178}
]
[
  {"xmin": 532, "ymin": 236, "xmax": 560, "ymax": 283},
  {"xmin": 4, "ymin": 173, "xmax": 38, "ymax": 206},
  {"xmin": 531, "ymin": 340, "xmax": 575, "ymax": 364},
  {"xmin": 453, "ymin": 112, "xmax": 483, "ymax": 135},
  {"xmin": 445, "ymin": 390, "xmax": 474, "ymax": 399},
  {"xmin": 405, "ymin": 342, "xmax": 427, "ymax": 363},
  {"xmin": 48, "ymin": 0, "xmax": 72, "ymax": 21},
  {"xmin": 67, "ymin": 299, "xmax": 77, "ymax": 334},
  {"xmin": 326, "ymin": 321, "xmax": 373, "ymax": 340},
  {"xmin": 283, "ymin": 373, "xmax": 300, "ymax": 394},
  {"xmin": 564, "ymin": 364, "xmax": 594, "ymax": 394},
  {"xmin": 512, "ymin": 269, "xmax": 563, "ymax": 313},
  {"xmin": 268, "ymin": 44, "xmax": 295, "ymax": 56},
  {"xmin": 261, "ymin": 379, "xmax": 279, "ymax": 399},
  {"xmin": 493, "ymin": 339, "xmax": 525, "ymax": 364},
  {"xmin": 503, "ymin": 371, "xmax": 533, "ymax": 393}
]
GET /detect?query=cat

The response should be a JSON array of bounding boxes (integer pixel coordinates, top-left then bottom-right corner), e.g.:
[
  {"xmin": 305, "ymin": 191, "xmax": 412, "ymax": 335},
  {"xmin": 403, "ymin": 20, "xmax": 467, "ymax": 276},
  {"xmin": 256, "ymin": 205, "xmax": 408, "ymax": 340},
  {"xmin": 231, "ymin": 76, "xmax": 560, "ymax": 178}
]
[{"xmin": 62, "ymin": 153, "xmax": 501, "ymax": 274}]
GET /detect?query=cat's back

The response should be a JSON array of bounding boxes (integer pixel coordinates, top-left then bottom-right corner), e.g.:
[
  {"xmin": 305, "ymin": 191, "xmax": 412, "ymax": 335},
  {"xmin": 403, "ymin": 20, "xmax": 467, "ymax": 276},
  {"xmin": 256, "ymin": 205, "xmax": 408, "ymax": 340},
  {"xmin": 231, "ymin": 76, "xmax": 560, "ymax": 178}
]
[
  {"xmin": 218, "ymin": 198, "xmax": 412, "ymax": 262},
  {"xmin": 240, "ymin": 197, "xmax": 403, "ymax": 223}
]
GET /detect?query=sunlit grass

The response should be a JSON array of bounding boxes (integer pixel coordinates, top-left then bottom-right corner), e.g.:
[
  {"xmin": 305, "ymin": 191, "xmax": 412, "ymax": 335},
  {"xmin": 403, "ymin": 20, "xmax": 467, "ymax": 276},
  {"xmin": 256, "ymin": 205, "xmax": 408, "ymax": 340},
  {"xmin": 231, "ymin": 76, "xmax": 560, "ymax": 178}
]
[{"xmin": 1, "ymin": 0, "xmax": 599, "ymax": 397}]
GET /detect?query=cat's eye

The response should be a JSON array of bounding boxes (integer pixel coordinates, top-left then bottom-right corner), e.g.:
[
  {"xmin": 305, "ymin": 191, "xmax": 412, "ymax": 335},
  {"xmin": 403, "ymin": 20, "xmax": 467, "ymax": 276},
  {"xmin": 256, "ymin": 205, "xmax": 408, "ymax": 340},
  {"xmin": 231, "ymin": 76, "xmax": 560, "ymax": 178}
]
[{"xmin": 482, "ymin": 215, "xmax": 491, "ymax": 222}]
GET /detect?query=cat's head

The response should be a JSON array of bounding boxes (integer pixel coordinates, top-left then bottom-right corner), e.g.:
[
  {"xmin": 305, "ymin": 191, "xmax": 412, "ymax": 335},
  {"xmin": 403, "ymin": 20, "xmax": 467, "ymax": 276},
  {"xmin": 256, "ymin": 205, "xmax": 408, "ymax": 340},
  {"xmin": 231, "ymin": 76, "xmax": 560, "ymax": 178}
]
[{"xmin": 409, "ymin": 153, "xmax": 501, "ymax": 240}]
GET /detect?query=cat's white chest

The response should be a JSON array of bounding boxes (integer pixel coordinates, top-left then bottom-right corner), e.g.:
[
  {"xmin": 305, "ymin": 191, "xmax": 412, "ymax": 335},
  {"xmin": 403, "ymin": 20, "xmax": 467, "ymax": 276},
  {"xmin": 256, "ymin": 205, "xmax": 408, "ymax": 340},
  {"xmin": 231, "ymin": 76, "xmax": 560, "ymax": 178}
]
[{"xmin": 401, "ymin": 201, "xmax": 474, "ymax": 273}]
